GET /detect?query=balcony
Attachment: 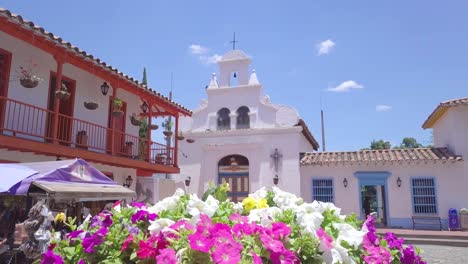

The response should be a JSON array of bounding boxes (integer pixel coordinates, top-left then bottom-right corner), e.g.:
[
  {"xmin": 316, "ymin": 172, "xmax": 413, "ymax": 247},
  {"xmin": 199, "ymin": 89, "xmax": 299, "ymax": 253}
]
[{"xmin": 0, "ymin": 96, "xmax": 177, "ymax": 173}]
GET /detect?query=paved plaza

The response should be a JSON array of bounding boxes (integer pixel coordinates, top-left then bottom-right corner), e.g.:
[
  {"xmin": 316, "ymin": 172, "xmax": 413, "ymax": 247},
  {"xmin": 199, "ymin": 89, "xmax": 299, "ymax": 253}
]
[{"xmin": 416, "ymin": 244, "xmax": 468, "ymax": 264}]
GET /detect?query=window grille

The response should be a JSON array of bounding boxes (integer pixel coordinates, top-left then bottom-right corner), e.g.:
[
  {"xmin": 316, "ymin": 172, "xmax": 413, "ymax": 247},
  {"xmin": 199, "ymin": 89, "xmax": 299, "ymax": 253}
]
[
  {"xmin": 411, "ymin": 178, "xmax": 437, "ymax": 214},
  {"xmin": 217, "ymin": 108, "xmax": 231, "ymax": 130},
  {"xmin": 236, "ymin": 106, "xmax": 250, "ymax": 129},
  {"xmin": 312, "ymin": 179, "xmax": 333, "ymax": 203}
]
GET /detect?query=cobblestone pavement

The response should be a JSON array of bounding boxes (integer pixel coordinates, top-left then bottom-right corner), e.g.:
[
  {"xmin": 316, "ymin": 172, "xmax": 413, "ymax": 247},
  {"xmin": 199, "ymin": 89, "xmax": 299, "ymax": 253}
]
[{"xmin": 415, "ymin": 244, "xmax": 468, "ymax": 264}]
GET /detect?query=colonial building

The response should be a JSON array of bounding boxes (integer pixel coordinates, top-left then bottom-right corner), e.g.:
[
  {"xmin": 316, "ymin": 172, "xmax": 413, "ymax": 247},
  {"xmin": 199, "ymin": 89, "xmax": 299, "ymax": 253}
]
[
  {"xmin": 178, "ymin": 49, "xmax": 319, "ymax": 201},
  {"xmin": 0, "ymin": 8, "xmax": 190, "ymax": 194},
  {"xmin": 179, "ymin": 48, "xmax": 467, "ymax": 230},
  {"xmin": 300, "ymin": 98, "xmax": 467, "ymax": 229}
]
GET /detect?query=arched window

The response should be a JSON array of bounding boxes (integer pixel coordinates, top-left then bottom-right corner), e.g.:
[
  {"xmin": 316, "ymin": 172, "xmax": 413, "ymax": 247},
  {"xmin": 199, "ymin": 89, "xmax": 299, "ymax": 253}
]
[
  {"xmin": 217, "ymin": 108, "xmax": 231, "ymax": 130},
  {"xmin": 236, "ymin": 106, "xmax": 250, "ymax": 129}
]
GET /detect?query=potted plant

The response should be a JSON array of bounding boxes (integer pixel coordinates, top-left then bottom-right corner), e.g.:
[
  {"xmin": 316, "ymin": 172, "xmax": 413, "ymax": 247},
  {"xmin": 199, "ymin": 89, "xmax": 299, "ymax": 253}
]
[
  {"xmin": 162, "ymin": 118, "xmax": 173, "ymax": 137},
  {"xmin": 18, "ymin": 63, "xmax": 42, "ymax": 88},
  {"xmin": 130, "ymin": 114, "xmax": 142, "ymax": 126},
  {"xmin": 460, "ymin": 208, "xmax": 468, "ymax": 230},
  {"xmin": 124, "ymin": 141, "xmax": 134, "ymax": 156},
  {"xmin": 148, "ymin": 124, "xmax": 159, "ymax": 130},
  {"xmin": 76, "ymin": 130, "xmax": 88, "ymax": 149},
  {"xmin": 177, "ymin": 131, "xmax": 185, "ymax": 140},
  {"xmin": 55, "ymin": 83, "xmax": 71, "ymax": 100},
  {"xmin": 84, "ymin": 101, "xmax": 99, "ymax": 110},
  {"xmin": 112, "ymin": 98, "xmax": 123, "ymax": 117}
]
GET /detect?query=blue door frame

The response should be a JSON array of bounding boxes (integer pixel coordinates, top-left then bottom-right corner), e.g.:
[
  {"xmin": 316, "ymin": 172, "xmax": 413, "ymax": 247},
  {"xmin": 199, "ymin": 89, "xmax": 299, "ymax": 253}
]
[{"xmin": 354, "ymin": 171, "xmax": 391, "ymax": 224}]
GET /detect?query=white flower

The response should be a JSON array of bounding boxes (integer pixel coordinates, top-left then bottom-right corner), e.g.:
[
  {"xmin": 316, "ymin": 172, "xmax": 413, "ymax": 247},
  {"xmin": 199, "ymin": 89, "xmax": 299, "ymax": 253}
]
[
  {"xmin": 187, "ymin": 194, "xmax": 219, "ymax": 218},
  {"xmin": 148, "ymin": 218, "xmax": 175, "ymax": 234},
  {"xmin": 333, "ymin": 223, "xmax": 365, "ymax": 249},
  {"xmin": 272, "ymin": 187, "xmax": 303, "ymax": 209},
  {"xmin": 233, "ymin": 202, "xmax": 244, "ymax": 213},
  {"xmin": 298, "ymin": 212, "xmax": 324, "ymax": 235},
  {"xmin": 249, "ymin": 187, "xmax": 268, "ymax": 200},
  {"xmin": 148, "ymin": 189, "xmax": 185, "ymax": 214},
  {"xmin": 248, "ymin": 207, "xmax": 281, "ymax": 226}
]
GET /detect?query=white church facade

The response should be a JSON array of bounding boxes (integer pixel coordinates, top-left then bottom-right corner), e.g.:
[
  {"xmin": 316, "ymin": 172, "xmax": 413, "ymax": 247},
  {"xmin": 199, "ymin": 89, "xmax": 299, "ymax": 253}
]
[
  {"xmin": 178, "ymin": 50, "xmax": 318, "ymax": 202},
  {"xmin": 179, "ymin": 49, "xmax": 467, "ymax": 230}
]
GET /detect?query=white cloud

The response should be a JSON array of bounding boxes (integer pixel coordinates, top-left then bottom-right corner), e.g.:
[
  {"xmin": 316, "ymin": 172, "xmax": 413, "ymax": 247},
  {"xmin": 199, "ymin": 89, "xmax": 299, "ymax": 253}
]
[
  {"xmin": 199, "ymin": 54, "xmax": 222, "ymax": 65},
  {"xmin": 327, "ymin": 80, "xmax": 363, "ymax": 92},
  {"xmin": 188, "ymin": 44, "xmax": 221, "ymax": 65},
  {"xmin": 189, "ymin": 44, "xmax": 209, "ymax": 55},
  {"xmin": 316, "ymin": 39, "xmax": 336, "ymax": 55},
  {"xmin": 376, "ymin": 105, "xmax": 392, "ymax": 112}
]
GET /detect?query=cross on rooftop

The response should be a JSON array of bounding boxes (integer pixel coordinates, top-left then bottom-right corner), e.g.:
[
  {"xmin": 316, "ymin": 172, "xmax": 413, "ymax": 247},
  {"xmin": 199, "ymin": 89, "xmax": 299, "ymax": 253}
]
[{"xmin": 230, "ymin": 32, "xmax": 239, "ymax": 50}]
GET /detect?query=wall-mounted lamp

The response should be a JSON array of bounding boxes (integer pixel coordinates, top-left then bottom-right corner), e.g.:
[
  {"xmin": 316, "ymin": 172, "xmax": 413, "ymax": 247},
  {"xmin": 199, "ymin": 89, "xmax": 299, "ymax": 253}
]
[
  {"xmin": 140, "ymin": 101, "xmax": 149, "ymax": 113},
  {"xmin": 273, "ymin": 174, "xmax": 279, "ymax": 185},
  {"xmin": 185, "ymin": 176, "xmax": 191, "ymax": 187},
  {"xmin": 100, "ymin": 81, "xmax": 110, "ymax": 96},
  {"xmin": 123, "ymin": 175, "xmax": 133, "ymax": 188},
  {"xmin": 397, "ymin": 177, "xmax": 402, "ymax": 188},
  {"xmin": 343, "ymin": 178, "xmax": 348, "ymax": 188}
]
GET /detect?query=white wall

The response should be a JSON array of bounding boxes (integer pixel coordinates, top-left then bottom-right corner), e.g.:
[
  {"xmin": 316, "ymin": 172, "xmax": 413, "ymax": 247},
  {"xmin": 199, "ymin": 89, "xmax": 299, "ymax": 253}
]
[{"xmin": 301, "ymin": 161, "xmax": 465, "ymax": 228}]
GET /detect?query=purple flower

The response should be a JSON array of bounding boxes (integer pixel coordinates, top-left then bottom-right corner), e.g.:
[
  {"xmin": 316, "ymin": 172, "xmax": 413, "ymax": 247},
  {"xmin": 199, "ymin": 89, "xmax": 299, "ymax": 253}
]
[
  {"xmin": 41, "ymin": 250, "xmax": 64, "ymax": 264},
  {"xmin": 131, "ymin": 210, "xmax": 158, "ymax": 223},
  {"xmin": 384, "ymin": 232, "xmax": 404, "ymax": 250},
  {"xmin": 77, "ymin": 260, "xmax": 85, "ymax": 264},
  {"xmin": 82, "ymin": 227, "xmax": 108, "ymax": 253},
  {"xmin": 271, "ymin": 222, "xmax": 291, "ymax": 240},
  {"xmin": 131, "ymin": 201, "xmax": 146, "ymax": 209},
  {"xmin": 189, "ymin": 233, "xmax": 213, "ymax": 253},
  {"xmin": 156, "ymin": 248, "xmax": 177, "ymax": 264},
  {"xmin": 252, "ymin": 251, "xmax": 263, "ymax": 264},
  {"xmin": 401, "ymin": 246, "xmax": 417, "ymax": 264},
  {"xmin": 90, "ymin": 212, "xmax": 113, "ymax": 229},
  {"xmin": 270, "ymin": 249, "xmax": 299, "ymax": 264},
  {"xmin": 127, "ymin": 225, "xmax": 140, "ymax": 235},
  {"xmin": 260, "ymin": 234, "xmax": 284, "ymax": 253},
  {"xmin": 211, "ymin": 244, "xmax": 241, "ymax": 264}
]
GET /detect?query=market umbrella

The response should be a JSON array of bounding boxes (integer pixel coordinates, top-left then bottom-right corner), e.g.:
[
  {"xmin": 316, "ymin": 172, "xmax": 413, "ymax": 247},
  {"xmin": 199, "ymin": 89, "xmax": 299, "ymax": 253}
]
[{"xmin": 0, "ymin": 163, "xmax": 38, "ymax": 193}]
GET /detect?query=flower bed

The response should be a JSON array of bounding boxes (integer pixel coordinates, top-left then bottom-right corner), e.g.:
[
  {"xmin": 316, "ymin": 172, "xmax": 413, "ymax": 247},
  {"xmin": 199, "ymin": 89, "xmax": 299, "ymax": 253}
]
[{"xmin": 43, "ymin": 184, "xmax": 425, "ymax": 264}]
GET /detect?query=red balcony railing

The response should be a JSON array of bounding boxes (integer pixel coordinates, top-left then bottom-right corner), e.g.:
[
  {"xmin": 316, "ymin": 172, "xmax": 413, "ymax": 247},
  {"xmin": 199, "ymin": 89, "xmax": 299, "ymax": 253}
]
[{"xmin": 0, "ymin": 96, "xmax": 175, "ymax": 166}]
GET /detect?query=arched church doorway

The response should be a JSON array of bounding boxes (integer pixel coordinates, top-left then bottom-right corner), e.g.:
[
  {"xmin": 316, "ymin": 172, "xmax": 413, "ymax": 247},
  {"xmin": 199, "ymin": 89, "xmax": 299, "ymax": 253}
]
[{"xmin": 218, "ymin": 155, "xmax": 249, "ymax": 202}]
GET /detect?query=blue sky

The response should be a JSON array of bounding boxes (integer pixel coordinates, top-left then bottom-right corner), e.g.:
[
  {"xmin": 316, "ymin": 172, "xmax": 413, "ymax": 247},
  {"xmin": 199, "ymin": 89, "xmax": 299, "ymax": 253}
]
[{"xmin": 2, "ymin": 1, "xmax": 468, "ymax": 151}]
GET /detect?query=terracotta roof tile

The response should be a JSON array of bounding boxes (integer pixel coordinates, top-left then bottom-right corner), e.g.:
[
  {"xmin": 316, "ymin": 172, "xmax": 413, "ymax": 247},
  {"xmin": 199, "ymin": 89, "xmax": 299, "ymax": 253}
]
[
  {"xmin": 0, "ymin": 8, "xmax": 191, "ymax": 115},
  {"xmin": 300, "ymin": 148, "xmax": 462, "ymax": 166},
  {"xmin": 296, "ymin": 119, "xmax": 319, "ymax": 151},
  {"xmin": 422, "ymin": 97, "xmax": 468, "ymax": 129}
]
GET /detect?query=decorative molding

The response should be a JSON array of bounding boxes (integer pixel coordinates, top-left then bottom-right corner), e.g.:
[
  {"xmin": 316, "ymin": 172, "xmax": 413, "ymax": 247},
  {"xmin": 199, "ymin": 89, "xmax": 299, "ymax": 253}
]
[
  {"xmin": 186, "ymin": 126, "xmax": 302, "ymax": 138},
  {"xmin": 203, "ymin": 143, "xmax": 263, "ymax": 151}
]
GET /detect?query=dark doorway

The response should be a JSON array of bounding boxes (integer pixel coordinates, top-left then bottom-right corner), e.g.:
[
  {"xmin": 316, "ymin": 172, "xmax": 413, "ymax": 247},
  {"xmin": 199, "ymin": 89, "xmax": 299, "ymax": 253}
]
[{"xmin": 218, "ymin": 155, "xmax": 249, "ymax": 203}]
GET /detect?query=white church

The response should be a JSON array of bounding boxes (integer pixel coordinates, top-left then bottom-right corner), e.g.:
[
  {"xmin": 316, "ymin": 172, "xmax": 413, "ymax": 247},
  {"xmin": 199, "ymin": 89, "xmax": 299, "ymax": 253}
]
[{"xmin": 179, "ymin": 49, "xmax": 468, "ymax": 230}]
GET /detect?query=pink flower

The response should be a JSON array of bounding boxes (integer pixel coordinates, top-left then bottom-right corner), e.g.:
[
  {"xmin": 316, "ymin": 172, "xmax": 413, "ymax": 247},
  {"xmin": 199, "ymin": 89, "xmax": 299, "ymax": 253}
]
[
  {"xmin": 121, "ymin": 235, "xmax": 134, "ymax": 252},
  {"xmin": 271, "ymin": 222, "xmax": 291, "ymax": 240},
  {"xmin": 156, "ymin": 248, "xmax": 177, "ymax": 264},
  {"xmin": 131, "ymin": 201, "xmax": 146, "ymax": 208},
  {"xmin": 189, "ymin": 233, "xmax": 213, "ymax": 253},
  {"xmin": 364, "ymin": 246, "xmax": 391, "ymax": 264},
  {"xmin": 131, "ymin": 210, "xmax": 158, "ymax": 223},
  {"xmin": 170, "ymin": 220, "xmax": 194, "ymax": 231},
  {"xmin": 316, "ymin": 228, "xmax": 333, "ymax": 249},
  {"xmin": 270, "ymin": 250, "xmax": 299, "ymax": 264},
  {"xmin": 384, "ymin": 232, "xmax": 404, "ymax": 250},
  {"xmin": 137, "ymin": 235, "xmax": 159, "ymax": 259},
  {"xmin": 211, "ymin": 244, "xmax": 241, "ymax": 264},
  {"xmin": 229, "ymin": 213, "xmax": 248, "ymax": 223},
  {"xmin": 41, "ymin": 250, "xmax": 64, "ymax": 264},
  {"xmin": 252, "ymin": 251, "xmax": 263, "ymax": 264},
  {"xmin": 77, "ymin": 260, "xmax": 85, "ymax": 264},
  {"xmin": 260, "ymin": 234, "xmax": 284, "ymax": 253}
]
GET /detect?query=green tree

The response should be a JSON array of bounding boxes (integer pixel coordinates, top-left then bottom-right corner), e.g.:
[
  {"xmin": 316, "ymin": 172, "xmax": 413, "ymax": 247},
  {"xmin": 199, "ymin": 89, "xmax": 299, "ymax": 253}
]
[
  {"xmin": 142, "ymin": 67, "xmax": 147, "ymax": 86},
  {"xmin": 398, "ymin": 137, "xmax": 423, "ymax": 149},
  {"xmin": 368, "ymin": 139, "xmax": 392, "ymax": 150}
]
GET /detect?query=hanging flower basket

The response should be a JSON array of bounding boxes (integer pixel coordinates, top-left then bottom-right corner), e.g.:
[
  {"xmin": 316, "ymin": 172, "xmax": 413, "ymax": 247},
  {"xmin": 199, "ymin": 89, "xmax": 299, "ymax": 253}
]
[
  {"xmin": 177, "ymin": 133, "xmax": 185, "ymax": 141},
  {"xmin": 186, "ymin": 138, "xmax": 195, "ymax": 143},
  {"xmin": 112, "ymin": 110, "xmax": 124, "ymax": 117},
  {"xmin": 55, "ymin": 90, "xmax": 70, "ymax": 101},
  {"xmin": 20, "ymin": 77, "xmax": 40, "ymax": 88},
  {"xmin": 83, "ymin": 102, "xmax": 99, "ymax": 110},
  {"xmin": 130, "ymin": 115, "xmax": 142, "ymax": 126},
  {"xmin": 163, "ymin": 130, "xmax": 173, "ymax": 137},
  {"xmin": 148, "ymin": 124, "xmax": 159, "ymax": 130}
]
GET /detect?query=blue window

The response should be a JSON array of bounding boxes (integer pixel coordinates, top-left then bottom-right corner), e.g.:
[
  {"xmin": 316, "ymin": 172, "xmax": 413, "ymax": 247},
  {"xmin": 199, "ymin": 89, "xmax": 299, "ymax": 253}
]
[
  {"xmin": 312, "ymin": 179, "xmax": 333, "ymax": 202},
  {"xmin": 411, "ymin": 178, "xmax": 437, "ymax": 214}
]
